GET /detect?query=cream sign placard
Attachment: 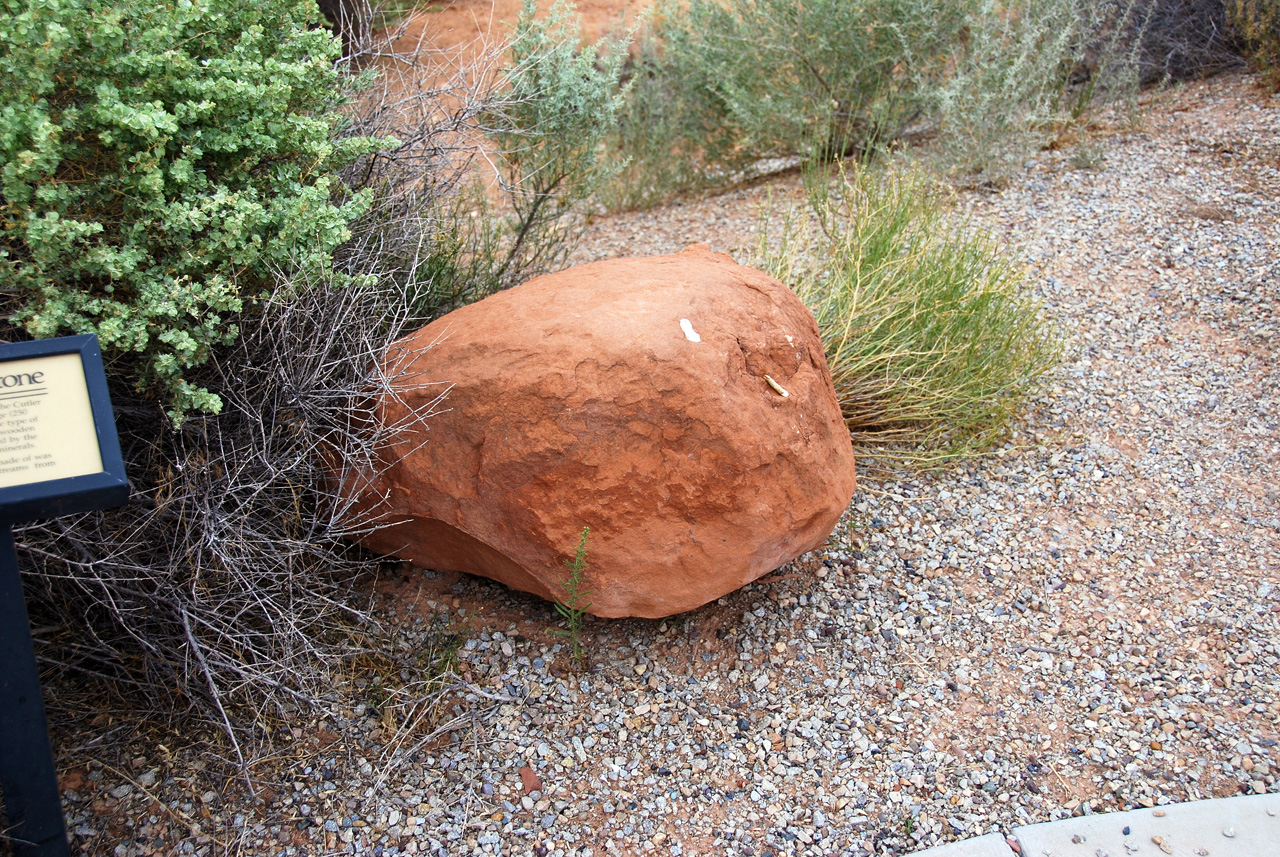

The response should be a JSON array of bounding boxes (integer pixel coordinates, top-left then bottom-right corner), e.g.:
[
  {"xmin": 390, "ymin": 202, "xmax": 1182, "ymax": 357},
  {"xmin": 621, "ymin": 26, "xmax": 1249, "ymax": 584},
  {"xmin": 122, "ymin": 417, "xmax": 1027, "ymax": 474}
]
[{"xmin": 0, "ymin": 352, "xmax": 104, "ymax": 489}]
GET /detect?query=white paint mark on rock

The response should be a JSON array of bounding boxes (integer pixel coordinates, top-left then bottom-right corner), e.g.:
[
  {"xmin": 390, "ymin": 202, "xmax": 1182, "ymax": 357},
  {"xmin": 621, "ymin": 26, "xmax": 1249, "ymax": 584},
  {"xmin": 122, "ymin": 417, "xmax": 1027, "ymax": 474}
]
[{"xmin": 680, "ymin": 318, "xmax": 701, "ymax": 343}]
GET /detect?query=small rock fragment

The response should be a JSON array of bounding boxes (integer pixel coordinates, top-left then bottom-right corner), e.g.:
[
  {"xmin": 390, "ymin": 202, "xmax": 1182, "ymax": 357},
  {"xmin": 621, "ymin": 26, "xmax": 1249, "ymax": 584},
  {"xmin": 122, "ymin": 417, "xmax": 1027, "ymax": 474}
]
[{"xmin": 518, "ymin": 766, "xmax": 542, "ymax": 794}]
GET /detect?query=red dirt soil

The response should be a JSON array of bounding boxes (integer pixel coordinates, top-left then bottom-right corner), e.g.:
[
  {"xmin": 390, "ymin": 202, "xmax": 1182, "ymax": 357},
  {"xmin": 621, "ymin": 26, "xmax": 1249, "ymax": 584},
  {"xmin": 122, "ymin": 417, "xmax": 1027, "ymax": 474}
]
[{"xmin": 391, "ymin": 0, "xmax": 652, "ymax": 59}]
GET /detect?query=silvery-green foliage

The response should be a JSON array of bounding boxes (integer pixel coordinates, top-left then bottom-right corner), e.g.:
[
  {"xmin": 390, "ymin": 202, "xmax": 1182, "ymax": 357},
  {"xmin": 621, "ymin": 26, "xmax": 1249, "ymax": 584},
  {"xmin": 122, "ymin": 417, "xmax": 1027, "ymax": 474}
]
[
  {"xmin": 0, "ymin": 0, "xmax": 383, "ymax": 421},
  {"xmin": 607, "ymin": 0, "xmax": 967, "ymax": 206},
  {"xmin": 930, "ymin": 0, "xmax": 1093, "ymax": 178},
  {"xmin": 607, "ymin": 0, "xmax": 1233, "ymax": 205},
  {"xmin": 667, "ymin": 0, "xmax": 963, "ymax": 160},
  {"xmin": 929, "ymin": 0, "xmax": 1177, "ymax": 179},
  {"xmin": 484, "ymin": 0, "xmax": 627, "ymax": 286}
]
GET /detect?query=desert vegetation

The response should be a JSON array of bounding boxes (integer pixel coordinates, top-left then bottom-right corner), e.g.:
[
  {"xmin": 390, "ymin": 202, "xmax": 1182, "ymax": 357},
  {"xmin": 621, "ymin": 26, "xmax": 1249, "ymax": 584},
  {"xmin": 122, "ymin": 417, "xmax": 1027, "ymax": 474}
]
[
  {"xmin": 759, "ymin": 166, "xmax": 1063, "ymax": 462},
  {"xmin": 605, "ymin": 0, "xmax": 1263, "ymax": 207},
  {"xmin": 0, "ymin": 0, "xmax": 1266, "ymax": 759},
  {"xmin": 1231, "ymin": 0, "xmax": 1280, "ymax": 87}
]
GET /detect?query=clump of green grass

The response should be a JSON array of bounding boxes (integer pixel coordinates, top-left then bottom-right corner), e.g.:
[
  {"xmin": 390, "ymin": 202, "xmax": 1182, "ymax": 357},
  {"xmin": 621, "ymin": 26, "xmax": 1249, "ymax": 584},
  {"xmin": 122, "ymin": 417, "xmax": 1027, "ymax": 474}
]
[{"xmin": 761, "ymin": 165, "xmax": 1063, "ymax": 464}]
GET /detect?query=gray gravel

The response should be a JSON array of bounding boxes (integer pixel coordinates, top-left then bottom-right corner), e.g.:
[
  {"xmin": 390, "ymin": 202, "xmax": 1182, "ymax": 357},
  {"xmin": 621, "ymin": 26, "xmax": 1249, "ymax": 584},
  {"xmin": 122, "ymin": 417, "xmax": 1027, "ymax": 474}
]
[{"xmin": 58, "ymin": 72, "xmax": 1278, "ymax": 857}]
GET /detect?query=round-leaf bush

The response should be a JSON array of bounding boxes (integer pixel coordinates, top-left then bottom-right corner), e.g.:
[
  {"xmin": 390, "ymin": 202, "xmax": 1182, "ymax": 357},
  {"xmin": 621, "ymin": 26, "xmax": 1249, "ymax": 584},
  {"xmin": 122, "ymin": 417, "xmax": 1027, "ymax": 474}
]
[{"xmin": 0, "ymin": 0, "xmax": 380, "ymax": 420}]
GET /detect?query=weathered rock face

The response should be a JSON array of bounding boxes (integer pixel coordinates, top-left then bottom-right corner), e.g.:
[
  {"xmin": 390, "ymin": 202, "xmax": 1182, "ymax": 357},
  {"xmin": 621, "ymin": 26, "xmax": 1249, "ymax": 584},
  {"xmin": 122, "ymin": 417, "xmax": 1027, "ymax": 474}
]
[{"xmin": 344, "ymin": 245, "xmax": 856, "ymax": 618}]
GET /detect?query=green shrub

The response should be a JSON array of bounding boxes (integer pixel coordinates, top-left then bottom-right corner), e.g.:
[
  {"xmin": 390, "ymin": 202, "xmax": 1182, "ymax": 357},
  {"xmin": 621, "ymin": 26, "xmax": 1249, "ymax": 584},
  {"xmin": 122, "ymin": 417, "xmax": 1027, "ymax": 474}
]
[
  {"xmin": 0, "ymin": 0, "xmax": 382, "ymax": 421},
  {"xmin": 1230, "ymin": 0, "xmax": 1280, "ymax": 88},
  {"xmin": 929, "ymin": 0, "xmax": 1098, "ymax": 178},
  {"xmin": 761, "ymin": 166, "xmax": 1062, "ymax": 463},
  {"xmin": 10, "ymin": 0, "xmax": 621, "ymax": 747},
  {"xmin": 608, "ymin": 0, "xmax": 966, "ymax": 205},
  {"xmin": 482, "ymin": 0, "xmax": 627, "ymax": 287},
  {"xmin": 364, "ymin": 0, "xmax": 627, "ymax": 318},
  {"xmin": 600, "ymin": 26, "xmax": 719, "ymax": 210},
  {"xmin": 607, "ymin": 0, "xmax": 1239, "ymax": 203}
]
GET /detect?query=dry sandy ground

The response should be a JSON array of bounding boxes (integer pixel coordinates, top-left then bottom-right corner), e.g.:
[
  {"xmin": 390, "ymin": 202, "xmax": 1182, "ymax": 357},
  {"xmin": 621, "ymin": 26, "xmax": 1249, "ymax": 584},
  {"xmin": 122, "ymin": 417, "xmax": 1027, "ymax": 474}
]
[{"xmin": 391, "ymin": 0, "xmax": 651, "ymax": 58}]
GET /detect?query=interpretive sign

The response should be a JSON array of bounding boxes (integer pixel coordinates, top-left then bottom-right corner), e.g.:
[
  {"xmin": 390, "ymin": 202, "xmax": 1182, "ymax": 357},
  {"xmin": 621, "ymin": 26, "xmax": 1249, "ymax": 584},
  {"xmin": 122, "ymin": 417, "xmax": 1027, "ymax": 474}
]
[
  {"xmin": 0, "ymin": 353, "xmax": 104, "ymax": 488},
  {"xmin": 0, "ymin": 334, "xmax": 129, "ymax": 857},
  {"xmin": 0, "ymin": 336, "xmax": 127, "ymax": 523}
]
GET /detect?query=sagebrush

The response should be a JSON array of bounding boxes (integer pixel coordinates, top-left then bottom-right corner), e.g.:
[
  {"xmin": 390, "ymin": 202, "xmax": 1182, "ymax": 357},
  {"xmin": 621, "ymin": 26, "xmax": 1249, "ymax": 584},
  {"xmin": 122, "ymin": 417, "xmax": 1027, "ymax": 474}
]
[
  {"xmin": 606, "ymin": 0, "xmax": 1253, "ymax": 205},
  {"xmin": 609, "ymin": 0, "xmax": 965, "ymax": 205},
  {"xmin": 352, "ymin": 0, "xmax": 628, "ymax": 314},
  {"xmin": 480, "ymin": 0, "xmax": 628, "ymax": 289}
]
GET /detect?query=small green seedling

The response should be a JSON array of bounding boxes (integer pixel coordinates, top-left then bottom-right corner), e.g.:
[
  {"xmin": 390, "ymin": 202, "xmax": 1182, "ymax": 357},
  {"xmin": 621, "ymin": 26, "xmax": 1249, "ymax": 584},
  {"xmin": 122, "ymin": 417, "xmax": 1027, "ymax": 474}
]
[{"xmin": 550, "ymin": 527, "xmax": 593, "ymax": 666}]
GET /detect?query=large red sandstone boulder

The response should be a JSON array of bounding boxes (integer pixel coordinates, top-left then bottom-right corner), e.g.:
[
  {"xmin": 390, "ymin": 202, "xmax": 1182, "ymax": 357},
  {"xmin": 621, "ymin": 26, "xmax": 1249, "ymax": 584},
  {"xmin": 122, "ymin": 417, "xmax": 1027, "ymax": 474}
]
[{"xmin": 344, "ymin": 245, "xmax": 856, "ymax": 618}]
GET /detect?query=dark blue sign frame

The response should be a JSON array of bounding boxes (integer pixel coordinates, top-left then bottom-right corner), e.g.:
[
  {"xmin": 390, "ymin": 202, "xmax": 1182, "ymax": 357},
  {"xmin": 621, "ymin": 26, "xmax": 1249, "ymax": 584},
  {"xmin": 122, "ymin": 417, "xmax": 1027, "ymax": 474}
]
[
  {"xmin": 0, "ymin": 335, "xmax": 129, "ymax": 524},
  {"xmin": 0, "ymin": 334, "xmax": 129, "ymax": 857}
]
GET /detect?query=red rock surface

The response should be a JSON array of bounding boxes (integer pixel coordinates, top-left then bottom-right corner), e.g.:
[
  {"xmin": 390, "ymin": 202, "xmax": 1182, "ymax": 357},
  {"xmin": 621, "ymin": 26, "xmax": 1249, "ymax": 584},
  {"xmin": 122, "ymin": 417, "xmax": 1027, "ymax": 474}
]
[{"xmin": 345, "ymin": 245, "xmax": 856, "ymax": 618}]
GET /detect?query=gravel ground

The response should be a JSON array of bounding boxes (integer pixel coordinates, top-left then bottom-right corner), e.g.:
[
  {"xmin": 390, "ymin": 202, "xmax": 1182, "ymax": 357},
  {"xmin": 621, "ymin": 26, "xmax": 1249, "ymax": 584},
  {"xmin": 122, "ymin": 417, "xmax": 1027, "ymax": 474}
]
[{"xmin": 49, "ymin": 72, "xmax": 1278, "ymax": 857}]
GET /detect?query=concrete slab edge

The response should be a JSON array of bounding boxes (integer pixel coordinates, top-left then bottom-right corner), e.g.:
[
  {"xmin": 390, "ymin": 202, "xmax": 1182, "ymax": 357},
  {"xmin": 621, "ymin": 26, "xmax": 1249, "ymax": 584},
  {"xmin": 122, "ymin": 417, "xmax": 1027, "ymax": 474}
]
[
  {"xmin": 1011, "ymin": 792, "xmax": 1279, "ymax": 857},
  {"xmin": 904, "ymin": 794, "xmax": 1280, "ymax": 857},
  {"xmin": 906, "ymin": 831, "xmax": 1016, "ymax": 857}
]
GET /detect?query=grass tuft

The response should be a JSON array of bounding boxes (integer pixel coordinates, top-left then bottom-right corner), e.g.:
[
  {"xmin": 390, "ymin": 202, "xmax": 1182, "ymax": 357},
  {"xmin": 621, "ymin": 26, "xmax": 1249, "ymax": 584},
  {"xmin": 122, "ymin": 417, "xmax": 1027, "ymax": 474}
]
[
  {"xmin": 761, "ymin": 165, "xmax": 1063, "ymax": 464},
  {"xmin": 550, "ymin": 527, "xmax": 593, "ymax": 667}
]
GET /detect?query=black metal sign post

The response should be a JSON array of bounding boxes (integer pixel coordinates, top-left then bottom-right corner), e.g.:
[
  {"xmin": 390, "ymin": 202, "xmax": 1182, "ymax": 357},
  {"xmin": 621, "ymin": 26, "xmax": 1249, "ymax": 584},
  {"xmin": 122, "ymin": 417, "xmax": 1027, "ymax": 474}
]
[{"xmin": 0, "ymin": 335, "xmax": 129, "ymax": 857}]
